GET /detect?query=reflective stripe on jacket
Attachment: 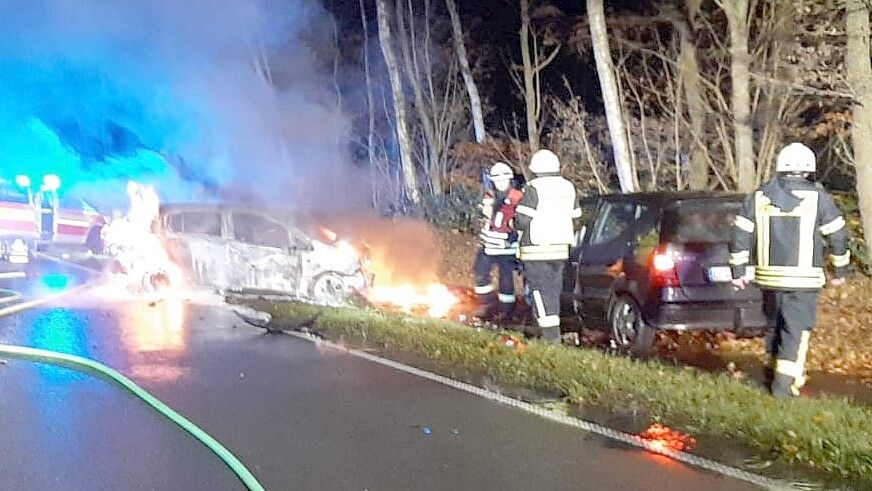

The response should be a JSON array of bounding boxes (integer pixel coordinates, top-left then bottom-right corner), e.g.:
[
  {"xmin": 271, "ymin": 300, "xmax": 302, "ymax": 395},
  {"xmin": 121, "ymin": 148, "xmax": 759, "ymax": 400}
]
[
  {"xmin": 479, "ymin": 188, "xmax": 523, "ymax": 256},
  {"xmin": 515, "ymin": 174, "xmax": 580, "ymax": 262},
  {"xmin": 729, "ymin": 176, "xmax": 849, "ymax": 290}
]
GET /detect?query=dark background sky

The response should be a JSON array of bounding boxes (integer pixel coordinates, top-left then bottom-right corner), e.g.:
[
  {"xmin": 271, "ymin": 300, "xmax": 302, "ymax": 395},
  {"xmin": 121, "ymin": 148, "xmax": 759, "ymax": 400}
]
[{"xmin": 319, "ymin": 0, "xmax": 652, "ymax": 128}]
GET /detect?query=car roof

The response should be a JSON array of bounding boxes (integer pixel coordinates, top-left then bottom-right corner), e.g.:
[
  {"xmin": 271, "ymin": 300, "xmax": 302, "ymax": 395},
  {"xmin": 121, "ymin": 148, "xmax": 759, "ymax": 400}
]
[
  {"xmin": 160, "ymin": 202, "xmax": 275, "ymax": 216},
  {"xmin": 159, "ymin": 202, "xmax": 314, "ymax": 231}
]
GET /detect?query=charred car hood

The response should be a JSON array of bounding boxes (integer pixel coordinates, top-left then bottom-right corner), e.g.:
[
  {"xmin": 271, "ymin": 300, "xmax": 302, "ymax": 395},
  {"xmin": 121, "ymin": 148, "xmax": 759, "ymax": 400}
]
[{"xmin": 306, "ymin": 240, "xmax": 361, "ymax": 275}]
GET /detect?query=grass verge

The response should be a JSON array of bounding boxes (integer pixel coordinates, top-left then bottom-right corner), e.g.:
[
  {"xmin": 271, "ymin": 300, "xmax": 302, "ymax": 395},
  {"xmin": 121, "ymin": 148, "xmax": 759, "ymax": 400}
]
[{"xmin": 243, "ymin": 299, "xmax": 872, "ymax": 484}]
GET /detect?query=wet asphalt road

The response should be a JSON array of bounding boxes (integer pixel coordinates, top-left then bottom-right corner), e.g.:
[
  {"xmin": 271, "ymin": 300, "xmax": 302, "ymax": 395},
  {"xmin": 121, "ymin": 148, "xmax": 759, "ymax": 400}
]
[{"xmin": 0, "ymin": 269, "xmax": 757, "ymax": 490}]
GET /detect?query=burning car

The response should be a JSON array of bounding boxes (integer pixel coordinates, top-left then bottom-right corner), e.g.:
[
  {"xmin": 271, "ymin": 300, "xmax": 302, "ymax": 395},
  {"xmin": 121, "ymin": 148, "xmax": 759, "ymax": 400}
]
[{"xmin": 156, "ymin": 203, "xmax": 370, "ymax": 303}]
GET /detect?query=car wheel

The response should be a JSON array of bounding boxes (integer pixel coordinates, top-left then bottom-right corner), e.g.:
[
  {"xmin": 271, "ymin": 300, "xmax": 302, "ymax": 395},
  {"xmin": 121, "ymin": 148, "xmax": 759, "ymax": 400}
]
[
  {"xmin": 608, "ymin": 295, "xmax": 655, "ymax": 355},
  {"xmin": 309, "ymin": 272, "xmax": 348, "ymax": 306}
]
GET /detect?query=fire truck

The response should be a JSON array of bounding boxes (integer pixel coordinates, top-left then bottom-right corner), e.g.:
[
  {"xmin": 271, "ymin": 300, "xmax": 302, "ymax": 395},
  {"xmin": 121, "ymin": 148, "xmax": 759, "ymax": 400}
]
[
  {"xmin": 0, "ymin": 174, "xmax": 106, "ymax": 275},
  {"xmin": 0, "ymin": 176, "xmax": 38, "ymax": 276},
  {"xmin": 31, "ymin": 176, "xmax": 106, "ymax": 254}
]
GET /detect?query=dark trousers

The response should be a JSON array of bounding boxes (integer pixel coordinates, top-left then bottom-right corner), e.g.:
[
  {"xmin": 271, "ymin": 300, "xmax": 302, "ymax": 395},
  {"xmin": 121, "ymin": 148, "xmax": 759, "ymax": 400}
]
[
  {"xmin": 473, "ymin": 250, "xmax": 518, "ymax": 311},
  {"xmin": 523, "ymin": 260, "xmax": 564, "ymax": 341},
  {"xmin": 762, "ymin": 290, "xmax": 819, "ymax": 397}
]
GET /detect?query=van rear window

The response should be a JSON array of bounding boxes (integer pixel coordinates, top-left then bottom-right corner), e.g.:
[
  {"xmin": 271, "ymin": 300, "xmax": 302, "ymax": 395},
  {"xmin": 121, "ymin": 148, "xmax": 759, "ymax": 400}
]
[{"xmin": 664, "ymin": 201, "xmax": 740, "ymax": 244}]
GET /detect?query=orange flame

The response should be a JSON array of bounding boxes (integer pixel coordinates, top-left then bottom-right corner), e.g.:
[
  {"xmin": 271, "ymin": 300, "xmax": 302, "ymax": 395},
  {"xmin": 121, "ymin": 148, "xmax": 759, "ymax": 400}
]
[
  {"xmin": 319, "ymin": 227, "xmax": 338, "ymax": 242},
  {"xmin": 315, "ymin": 217, "xmax": 457, "ymax": 317},
  {"xmin": 365, "ymin": 283, "xmax": 457, "ymax": 318}
]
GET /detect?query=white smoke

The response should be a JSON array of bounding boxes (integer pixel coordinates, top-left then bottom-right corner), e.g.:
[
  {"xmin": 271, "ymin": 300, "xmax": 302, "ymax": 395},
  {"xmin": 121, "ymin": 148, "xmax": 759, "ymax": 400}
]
[{"xmin": 0, "ymin": 0, "xmax": 360, "ymax": 212}]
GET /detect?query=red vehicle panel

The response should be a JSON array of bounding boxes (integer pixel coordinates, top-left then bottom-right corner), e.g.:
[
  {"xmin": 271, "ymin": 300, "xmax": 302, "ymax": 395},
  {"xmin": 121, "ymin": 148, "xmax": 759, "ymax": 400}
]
[{"xmin": 0, "ymin": 199, "xmax": 38, "ymax": 238}]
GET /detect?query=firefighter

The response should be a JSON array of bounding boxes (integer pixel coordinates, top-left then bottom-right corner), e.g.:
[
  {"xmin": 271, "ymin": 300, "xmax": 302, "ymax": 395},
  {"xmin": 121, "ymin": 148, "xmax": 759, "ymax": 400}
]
[
  {"xmin": 514, "ymin": 149, "xmax": 581, "ymax": 343},
  {"xmin": 472, "ymin": 162, "xmax": 524, "ymax": 320},
  {"xmin": 729, "ymin": 142, "xmax": 849, "ymax": 398}
]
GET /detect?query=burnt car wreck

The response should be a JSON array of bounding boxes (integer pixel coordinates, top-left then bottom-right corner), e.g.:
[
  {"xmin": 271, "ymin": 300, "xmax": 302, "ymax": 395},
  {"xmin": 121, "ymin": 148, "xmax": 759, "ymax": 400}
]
[{"xmin": 157, "ymin": 203, "xmax": 370, "ymax": 304}]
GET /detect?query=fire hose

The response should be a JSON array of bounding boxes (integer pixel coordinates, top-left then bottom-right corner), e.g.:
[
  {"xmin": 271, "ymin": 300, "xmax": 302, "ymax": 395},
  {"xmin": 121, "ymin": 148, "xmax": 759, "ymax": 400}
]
[{"xmin": 0, "ymin": 342, "xmax": 266, "ymax": 491}]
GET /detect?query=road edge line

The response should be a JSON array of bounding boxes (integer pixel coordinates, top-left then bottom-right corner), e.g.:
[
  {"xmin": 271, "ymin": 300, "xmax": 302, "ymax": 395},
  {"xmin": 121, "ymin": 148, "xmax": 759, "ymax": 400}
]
[
  {"xmin": 0, "ymin": 282, "xmax": 98, "ymax": 318},
  {"xmin": 34, "ymin": 251, "xmax": 107, "ymax": 276},
  {"xmin": 283, "ymin": 330, "xmax": 790, "ymax": 491}
]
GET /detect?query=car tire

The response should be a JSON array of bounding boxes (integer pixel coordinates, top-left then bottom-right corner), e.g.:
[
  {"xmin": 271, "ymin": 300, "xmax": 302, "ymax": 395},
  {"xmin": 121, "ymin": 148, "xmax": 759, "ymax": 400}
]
[
  {"xmin": 309, "ymin": 272, "xmax": 348, "ymax": 306},
  {"xmin": 608, "ymin": 295, "xmax": 655, "ymax": 355}
]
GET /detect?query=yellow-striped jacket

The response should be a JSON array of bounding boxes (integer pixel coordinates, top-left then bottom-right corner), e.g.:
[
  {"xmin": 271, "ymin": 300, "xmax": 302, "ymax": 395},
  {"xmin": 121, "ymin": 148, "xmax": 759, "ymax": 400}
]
[{"xmin": 729, "ymin": 176, "xmax": 849, "ymax": 290}]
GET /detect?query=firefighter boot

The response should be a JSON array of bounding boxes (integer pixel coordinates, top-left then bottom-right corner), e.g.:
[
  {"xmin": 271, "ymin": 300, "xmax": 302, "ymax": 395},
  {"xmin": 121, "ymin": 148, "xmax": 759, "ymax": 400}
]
[
  {"xmin": 541, "ymin": 326, "xmax": 561, "ymax": 345},
  {"xmin": 770, "ymin": 373, "xmax": 798, "ymax": 399},
  {"xmin": 494, "ymin": 295, "xmax": 516, "ymax": 323}
]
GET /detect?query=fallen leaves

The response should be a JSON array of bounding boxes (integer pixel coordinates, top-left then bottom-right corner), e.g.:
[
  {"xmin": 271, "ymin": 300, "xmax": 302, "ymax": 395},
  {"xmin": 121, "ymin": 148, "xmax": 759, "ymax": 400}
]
[{"xmin": 721, "ymin": 277, "xmax": 872, "ymax": 383}]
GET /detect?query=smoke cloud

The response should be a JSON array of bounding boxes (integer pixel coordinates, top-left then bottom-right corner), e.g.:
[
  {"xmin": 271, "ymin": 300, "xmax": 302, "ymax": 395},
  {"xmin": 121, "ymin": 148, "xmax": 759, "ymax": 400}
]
[{"xmin": 0, "ymin": 0, "xmax": 356, "ymax": 211}]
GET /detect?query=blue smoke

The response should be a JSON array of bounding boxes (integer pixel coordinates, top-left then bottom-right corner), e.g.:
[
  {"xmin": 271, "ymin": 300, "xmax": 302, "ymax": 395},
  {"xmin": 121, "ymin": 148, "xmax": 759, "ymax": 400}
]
[{"xmin": 0, "ymin": 0, "xmax": 349, "ymax": 211}]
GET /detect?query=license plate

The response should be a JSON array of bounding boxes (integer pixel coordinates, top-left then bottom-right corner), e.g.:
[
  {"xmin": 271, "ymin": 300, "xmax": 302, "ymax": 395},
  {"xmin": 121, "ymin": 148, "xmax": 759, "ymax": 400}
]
[{"xmin": 707, "ymin": 266, "xmax": 732, "ymax": 282}]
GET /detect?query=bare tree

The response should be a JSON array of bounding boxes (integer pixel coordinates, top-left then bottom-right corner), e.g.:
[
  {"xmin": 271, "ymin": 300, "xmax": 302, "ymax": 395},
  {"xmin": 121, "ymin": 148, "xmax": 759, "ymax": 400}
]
[
  {"xmin": 394, "ymin": 0, "xmax": 467, "ymax": 195},
  {"xmin": 360, "ymin": 0, "xmax": 378, "ymax": 206},
  {"xmin": 445, "ymin": 0, "xmax": 487, "ymax": 143},
  {"xmin": 716, "ymin": 0, "xmax": 755, "ymax": 192},
  {"xmin": 547, "ymin": 90, "xmax": 610, "ymax": 193},
  {"xmin": 846, "ymin": 0, "xmax": 872, "ymax": 246},
  {"xmin": 675, "ymin": 3, "xmax": 709, "ymax": 190},
  {"xmin": 587, "ymin": 0, "xmax": 636, "ymax": 192},
  {"xmin": 395, "ymin": 0, "xmax": 440, "ymax": 194},
  {"xmin": 515, "ymin": 0, "xmax": 561, "ymax": 154},
  {"xmin": 375, "ymin": 0, "xmax": 421, "ymax": 203}
]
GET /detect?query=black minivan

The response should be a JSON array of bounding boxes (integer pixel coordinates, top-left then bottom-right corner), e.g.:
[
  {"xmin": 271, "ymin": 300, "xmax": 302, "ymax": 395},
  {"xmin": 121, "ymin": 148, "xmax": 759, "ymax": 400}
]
[{"xmin": 569, "ymin": 192, "xmax": 767, "ymax": 353}]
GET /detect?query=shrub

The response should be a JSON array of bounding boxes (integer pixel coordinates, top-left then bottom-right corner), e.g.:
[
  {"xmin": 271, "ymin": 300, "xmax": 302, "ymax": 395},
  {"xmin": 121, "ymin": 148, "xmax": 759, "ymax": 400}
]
[
  {"xmin": 833, "ymin": 193, "xmax": 870, "ymax": 275},
  {"xmin": 420, "ymin": 185, "xmax": 482, "ymax": 233}
]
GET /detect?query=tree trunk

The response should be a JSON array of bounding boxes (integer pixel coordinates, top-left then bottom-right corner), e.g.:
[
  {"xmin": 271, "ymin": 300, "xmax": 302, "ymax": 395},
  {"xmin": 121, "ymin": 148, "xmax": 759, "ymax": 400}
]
[
  {"xmin": 847, "ymin": 0, "xmax": 872, "ymax": 247},
  {"xmin": 520, "ymin": 0, "xmax": 539, "ymax": 154},
  {"xmin": 676, "ymin": 10, "xmax": 708, "ymax": 190},
  {"xmin": 395, "ymin": 0, "xmax": 441, "ymax": 195},
  {"xmin": 722, "ymin": 0, "xmax": 755, "ymax": 192},
  {"xmin": 587, "ymin": 0, "xmax": 636, "ymax": 192},
  {"xmin": 360, "ymin": 0, "xmax": 378, "ymax": 207},
  {"xmin": 375, "ymin": 0, "xmax": 420, "ymax": 204},
  {"xmin": 445, "ymin": 0, "xmax": 486, "ymax": 143}
]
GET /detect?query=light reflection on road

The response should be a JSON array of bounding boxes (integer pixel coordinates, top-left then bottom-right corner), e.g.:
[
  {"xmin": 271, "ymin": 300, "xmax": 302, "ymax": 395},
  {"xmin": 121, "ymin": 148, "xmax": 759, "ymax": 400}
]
[
  {"xmin": 25, "ymin": 308, "xmax": 92, "ymax": 383},
  {"xmin": 117, "ymin": 297, "xmax": 189, "ymax": 383}
]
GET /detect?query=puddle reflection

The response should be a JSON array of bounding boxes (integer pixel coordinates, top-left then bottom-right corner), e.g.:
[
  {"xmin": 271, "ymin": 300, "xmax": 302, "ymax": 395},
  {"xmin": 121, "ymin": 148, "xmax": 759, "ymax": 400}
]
[{"xmin": 118, "ymin": 299, "xmax": 190, "ymax": 382}]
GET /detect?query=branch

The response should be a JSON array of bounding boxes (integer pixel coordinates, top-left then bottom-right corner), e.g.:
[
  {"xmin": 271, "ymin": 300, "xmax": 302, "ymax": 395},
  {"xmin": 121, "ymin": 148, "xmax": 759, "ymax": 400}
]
[
  {"xmin": 534, "ymin": 44, "xmax": 562, "ymax": 72},
  {"xmin": 748, "ymin": 72, "xmax": 857, "ymax": 100}
]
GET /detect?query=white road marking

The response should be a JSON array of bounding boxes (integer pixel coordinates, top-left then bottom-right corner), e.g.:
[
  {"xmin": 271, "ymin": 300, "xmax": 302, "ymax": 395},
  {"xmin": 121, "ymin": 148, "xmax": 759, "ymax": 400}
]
[
  {"xmin": 0, "ymin": 283, "xmax": 96, "ymax": 318},
  {"xmin": 283, "ymin": 329, "xmax": 789, "ymax": 490}
]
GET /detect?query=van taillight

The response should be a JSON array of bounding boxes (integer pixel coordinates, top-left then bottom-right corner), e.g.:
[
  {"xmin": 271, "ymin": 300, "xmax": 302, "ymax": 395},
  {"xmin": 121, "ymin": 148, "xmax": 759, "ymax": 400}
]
[{"xmin": 652, "ymin": 248, "xmax": 679, "ymax": 287}]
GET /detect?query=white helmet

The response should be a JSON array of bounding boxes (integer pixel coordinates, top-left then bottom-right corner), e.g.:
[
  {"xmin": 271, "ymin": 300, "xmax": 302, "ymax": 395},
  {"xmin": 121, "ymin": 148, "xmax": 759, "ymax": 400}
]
[
  {"xmin": 529, "ymin": 149, "xmax": 560, "ymax": 174},
  {"xmin": 776, "ymin": 143, "xmax": 816, "ymax": 174},
  {"xmin": 489, "ymin": 162, "xmax": 514, "ymax": 180}
]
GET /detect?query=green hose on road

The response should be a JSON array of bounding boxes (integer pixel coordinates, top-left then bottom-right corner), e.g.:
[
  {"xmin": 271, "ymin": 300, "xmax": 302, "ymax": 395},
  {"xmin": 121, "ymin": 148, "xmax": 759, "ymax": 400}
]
[{"xmin": 0, "ymin": 344, "xmax": 266, "ymax": 491}]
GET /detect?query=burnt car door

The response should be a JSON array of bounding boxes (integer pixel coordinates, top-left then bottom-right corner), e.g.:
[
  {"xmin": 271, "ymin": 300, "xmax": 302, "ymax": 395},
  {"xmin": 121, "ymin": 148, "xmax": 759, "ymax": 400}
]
[
  {"xmin": 227, "ymin": 211, "xmax": 302, "ymax": 294},
  {"xmin": 162, "ymin": 209, "xmax": 228, "ymax": 290},
  {"xmin": 576, "ymin": 199, "xmax": 646, "ymax": 324}
]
